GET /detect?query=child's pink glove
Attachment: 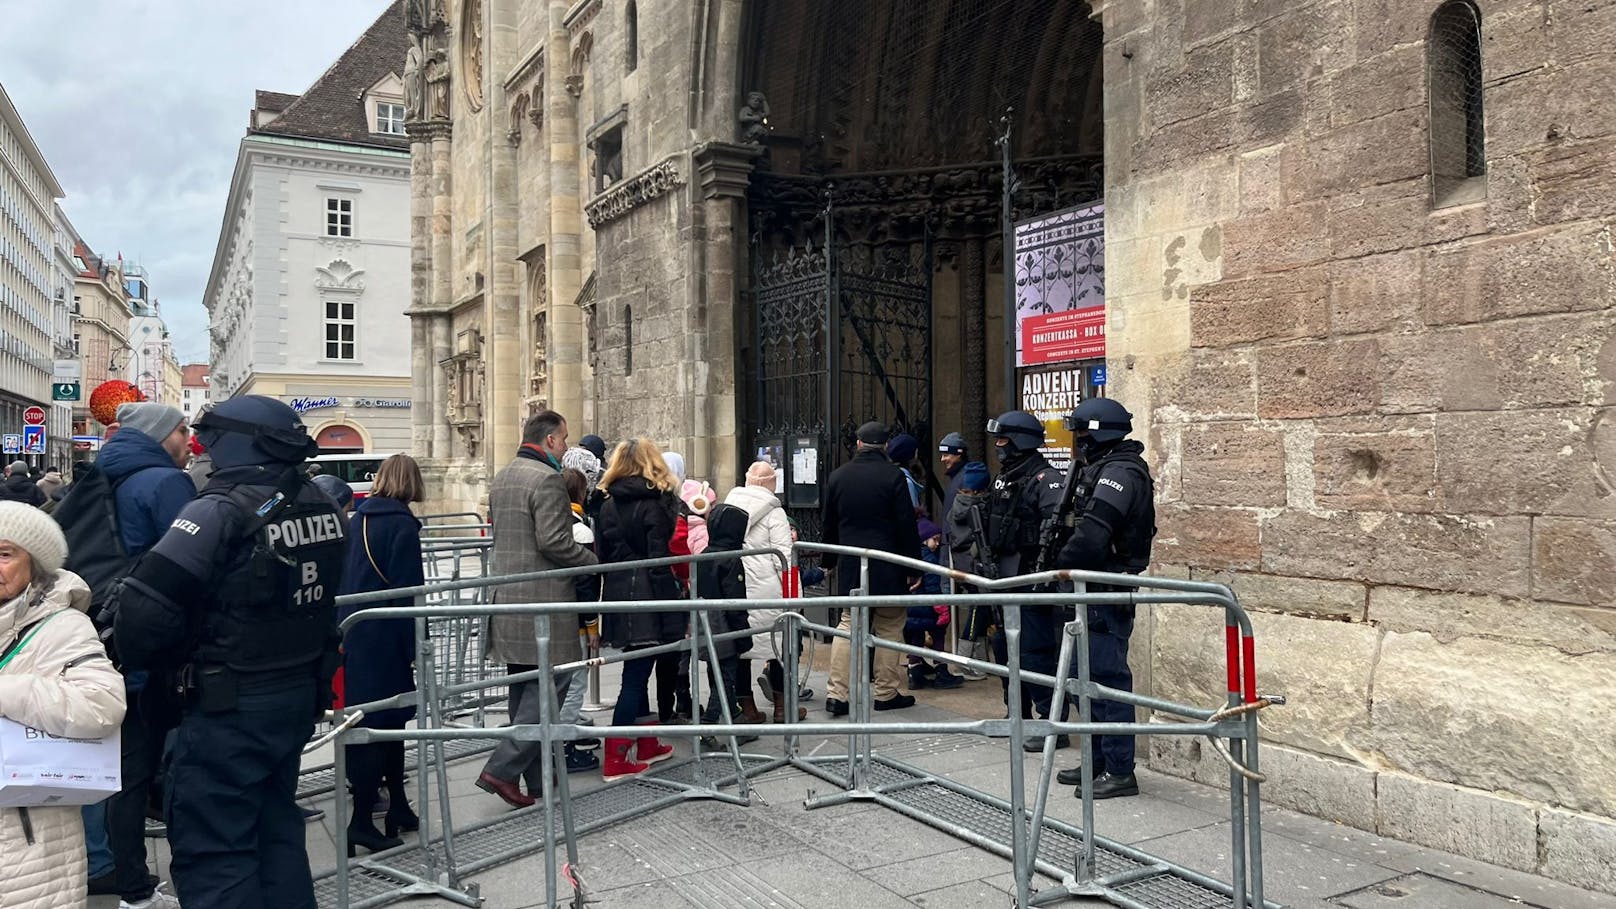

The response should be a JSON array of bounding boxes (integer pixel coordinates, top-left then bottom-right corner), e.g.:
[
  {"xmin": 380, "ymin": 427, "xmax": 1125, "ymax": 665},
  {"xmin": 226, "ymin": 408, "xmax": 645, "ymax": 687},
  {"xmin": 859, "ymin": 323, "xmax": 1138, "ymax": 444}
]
[{"xmin": 934, "ymin": 605, "xmax": 950, "ymax": 626}]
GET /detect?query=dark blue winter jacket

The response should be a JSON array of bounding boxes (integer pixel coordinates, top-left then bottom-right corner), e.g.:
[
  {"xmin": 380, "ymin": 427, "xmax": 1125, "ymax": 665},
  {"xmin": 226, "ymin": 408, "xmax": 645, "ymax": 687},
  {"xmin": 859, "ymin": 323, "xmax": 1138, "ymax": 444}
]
[
  {"xmin": 337, "ymin": 495, "xmax": 423, "ymax": 729},
  {"xmin": 97, "ymin": 429, "xmax": 196, "ymax": 557}
]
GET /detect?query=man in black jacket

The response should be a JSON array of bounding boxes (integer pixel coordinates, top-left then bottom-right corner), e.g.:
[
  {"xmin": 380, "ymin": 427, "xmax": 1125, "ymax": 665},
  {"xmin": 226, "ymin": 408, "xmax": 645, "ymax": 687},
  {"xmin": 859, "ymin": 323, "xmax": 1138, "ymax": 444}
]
[
  {"xmin": 821, "ymin": 421, "xmax": 922, "ymax": 715},
  {"xmin": 0, "ymin": 459, "xmax": 45, "ymax": 506}
]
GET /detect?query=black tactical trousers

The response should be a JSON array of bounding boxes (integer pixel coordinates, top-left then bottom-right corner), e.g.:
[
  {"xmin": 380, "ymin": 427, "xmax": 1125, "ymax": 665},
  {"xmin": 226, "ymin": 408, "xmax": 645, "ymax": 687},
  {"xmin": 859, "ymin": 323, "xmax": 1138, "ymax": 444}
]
[{"xmin": 167, "ymin": 677, "xmax": 317, "ymax": 909}]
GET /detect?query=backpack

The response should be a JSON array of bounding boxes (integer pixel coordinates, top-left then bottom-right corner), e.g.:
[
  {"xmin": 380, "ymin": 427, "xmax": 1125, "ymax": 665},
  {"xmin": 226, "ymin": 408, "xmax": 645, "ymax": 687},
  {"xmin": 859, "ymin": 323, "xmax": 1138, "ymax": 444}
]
[{"xmin": 52, "ymin": 463, "xmax": 147, "ymax": 625}]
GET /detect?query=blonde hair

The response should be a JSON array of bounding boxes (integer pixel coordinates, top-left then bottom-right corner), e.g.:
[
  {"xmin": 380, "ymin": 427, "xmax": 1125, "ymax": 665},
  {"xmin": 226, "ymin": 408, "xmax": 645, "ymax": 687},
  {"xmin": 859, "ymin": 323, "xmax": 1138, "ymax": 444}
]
[
  {"xmin": 598, "ymin": 437, "xmax": 679, "ymax": 494},
  {"xmin": 371, "ymin": 453, "xmax": 426, "ymax": 503}
]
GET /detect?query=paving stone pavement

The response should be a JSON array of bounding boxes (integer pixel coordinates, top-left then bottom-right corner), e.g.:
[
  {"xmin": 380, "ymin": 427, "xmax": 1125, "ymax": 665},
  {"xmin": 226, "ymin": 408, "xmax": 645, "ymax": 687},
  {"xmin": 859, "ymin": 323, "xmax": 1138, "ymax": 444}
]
[{"xmin": 91, "ymin": 662, "xmax": 1616, "ymax": 909}]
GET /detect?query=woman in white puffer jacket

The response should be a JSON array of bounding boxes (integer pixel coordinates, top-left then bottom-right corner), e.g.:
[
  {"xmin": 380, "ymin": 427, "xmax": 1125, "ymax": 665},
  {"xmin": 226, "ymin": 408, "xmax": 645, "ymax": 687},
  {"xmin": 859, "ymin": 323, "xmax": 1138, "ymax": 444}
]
[
  {"xmin": 0, "ymin": 501, "xmax": 127, "ymax": 909},
  {"xmin": 722, "ymin": 461, "xmax": 805, "ymax": 722}
]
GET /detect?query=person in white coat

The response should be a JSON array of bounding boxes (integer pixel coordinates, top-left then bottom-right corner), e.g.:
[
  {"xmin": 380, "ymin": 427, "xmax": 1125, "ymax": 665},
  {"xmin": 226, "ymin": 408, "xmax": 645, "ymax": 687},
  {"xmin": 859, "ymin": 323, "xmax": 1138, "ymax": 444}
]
[
  {"xmin": 722, "ymin": 461, "xmax": 807, "ymax": 723},
  {"xmin": 0, "ymin": 501, "xmax": 129, "ymax": 909}
]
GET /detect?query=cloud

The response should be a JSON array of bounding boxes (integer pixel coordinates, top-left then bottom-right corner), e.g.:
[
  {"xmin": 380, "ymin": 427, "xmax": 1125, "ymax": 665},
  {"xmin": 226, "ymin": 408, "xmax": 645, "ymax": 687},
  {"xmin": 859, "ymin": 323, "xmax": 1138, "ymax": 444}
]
[{"xmin": 1, "ymin": 0, "xmax": 396, "ymax": 364}]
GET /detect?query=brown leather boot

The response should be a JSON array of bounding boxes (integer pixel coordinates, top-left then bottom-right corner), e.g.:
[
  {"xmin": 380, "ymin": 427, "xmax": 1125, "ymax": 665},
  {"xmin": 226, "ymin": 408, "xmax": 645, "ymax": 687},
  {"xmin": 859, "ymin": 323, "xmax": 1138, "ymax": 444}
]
[
  {"xmin": 738, "ymin": 695, "xmax": 769, "ymax": 724},
  {"xmin": 772, "ymin": 700, "xmax": 808, "ymax": 722}
]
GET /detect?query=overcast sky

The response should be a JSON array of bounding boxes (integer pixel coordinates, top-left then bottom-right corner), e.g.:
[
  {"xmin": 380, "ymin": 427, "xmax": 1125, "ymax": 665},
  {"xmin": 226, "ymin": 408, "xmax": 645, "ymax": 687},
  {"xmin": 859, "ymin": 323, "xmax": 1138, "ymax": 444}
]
[{"xmin": 1, "ymin": 0, "xmax": 395, "ymax": 364}]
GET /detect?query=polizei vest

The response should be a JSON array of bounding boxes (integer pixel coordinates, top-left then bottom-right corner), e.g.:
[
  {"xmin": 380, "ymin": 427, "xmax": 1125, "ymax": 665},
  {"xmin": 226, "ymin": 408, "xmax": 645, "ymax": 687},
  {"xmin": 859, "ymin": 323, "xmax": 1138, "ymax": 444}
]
[
  {"xmin": 1075, "ymin": 447, "xmax": 1157, "ymax": 575},
  {"xmin": 194, "ymin": 479, "xmax": 349, "ymax": 675}
]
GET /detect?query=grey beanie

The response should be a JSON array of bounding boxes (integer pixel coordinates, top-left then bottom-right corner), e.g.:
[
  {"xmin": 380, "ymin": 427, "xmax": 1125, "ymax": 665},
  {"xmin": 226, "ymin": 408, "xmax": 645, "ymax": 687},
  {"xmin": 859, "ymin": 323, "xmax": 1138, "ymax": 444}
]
[
  {"xmin": 6, "ymin": 461, "xmax": 25, "ymax": 476},
  {"xmin": 116, "ymin": 402, "xmax": 187, "ymax": 443},
  {"xmin": 0, "ymin": 501, "xmax": 68, "ymax": 573}
]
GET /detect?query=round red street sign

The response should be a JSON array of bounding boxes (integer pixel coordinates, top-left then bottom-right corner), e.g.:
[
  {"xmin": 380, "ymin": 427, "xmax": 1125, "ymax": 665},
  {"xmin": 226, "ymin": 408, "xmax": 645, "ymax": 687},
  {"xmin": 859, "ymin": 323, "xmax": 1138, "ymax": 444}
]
[{"xmin": 22, "ymin": 406, "xmax": 46, "ymax": 426}]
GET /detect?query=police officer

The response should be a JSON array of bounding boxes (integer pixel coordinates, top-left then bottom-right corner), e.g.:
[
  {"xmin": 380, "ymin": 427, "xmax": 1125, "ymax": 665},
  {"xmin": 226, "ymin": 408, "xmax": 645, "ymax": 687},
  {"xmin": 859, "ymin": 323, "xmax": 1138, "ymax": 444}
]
[
  {"xmin": 982, "ymin": 411, "xmax": 1067, "ymax": 733},
  {"xmin": 1054, "ymin": 397, "xmax": 1156, "ymax": 800},
  {"xmin": 114, "ymin": 396, "xmax": 348, "ymax": 906}
]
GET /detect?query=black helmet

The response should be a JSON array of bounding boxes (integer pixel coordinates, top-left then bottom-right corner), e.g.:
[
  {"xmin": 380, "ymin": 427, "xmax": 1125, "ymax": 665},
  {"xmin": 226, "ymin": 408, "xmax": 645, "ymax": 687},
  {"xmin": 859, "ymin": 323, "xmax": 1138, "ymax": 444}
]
[
  {"xmin": 1065, "ymin": 398, "xmax": 1133, "ymax": 446},
  {"xmin": 193, "ymin": 395, "xmax": 321, "ymax": 468},
  {"xmin": 986, "ymin": 410, "xmax": 1045, "ymax": 458},
  {"xmin": 937, "ymin": 431, "xmax": 966, "ymax": 455}
]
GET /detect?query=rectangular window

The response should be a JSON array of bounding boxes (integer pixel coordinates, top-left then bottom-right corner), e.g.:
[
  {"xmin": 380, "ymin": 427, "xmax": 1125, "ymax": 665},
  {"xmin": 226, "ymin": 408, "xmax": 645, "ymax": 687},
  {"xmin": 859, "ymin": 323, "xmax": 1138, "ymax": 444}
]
[
  {"xmin": 376, "ymin": 102, "xmax": 405, "ymax": 135},
  {"xmin": 324, "ymin": 299, "xmax": 356, "ymax": 360},
  {"xmin": 325, "ymin": 198, "xmax": 353, "ymax": 237}
]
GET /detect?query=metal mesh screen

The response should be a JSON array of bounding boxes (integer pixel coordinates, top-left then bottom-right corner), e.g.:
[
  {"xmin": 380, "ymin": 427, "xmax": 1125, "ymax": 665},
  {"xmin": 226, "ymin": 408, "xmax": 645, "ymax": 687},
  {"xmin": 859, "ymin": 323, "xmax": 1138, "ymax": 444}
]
[{"xmin": 1428, "ymin": 0, "xmax": 1486, "ymax": 201}]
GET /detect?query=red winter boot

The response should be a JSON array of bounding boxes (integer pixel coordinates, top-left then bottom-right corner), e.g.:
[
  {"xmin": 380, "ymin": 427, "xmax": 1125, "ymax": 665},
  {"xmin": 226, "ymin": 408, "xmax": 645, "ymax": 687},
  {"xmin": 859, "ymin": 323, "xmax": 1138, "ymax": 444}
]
[
  {"xmin": 635, "ymin": 725, "xmax": 675, "ymax": 766},
  {"xmin": 602, "ymin": 738, "xmax": 650, "ymax": 782}
]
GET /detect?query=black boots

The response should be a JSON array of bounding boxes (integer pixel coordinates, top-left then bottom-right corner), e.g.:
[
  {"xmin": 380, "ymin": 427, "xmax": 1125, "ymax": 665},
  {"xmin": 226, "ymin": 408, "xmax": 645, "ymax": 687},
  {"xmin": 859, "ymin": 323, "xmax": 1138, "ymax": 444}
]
[
  {"xmin": 347, "ymin": 742, "xmax": 406, "ymax": 856},
  {"xmin": 382, "ymin": 741, "xmax": 419, "ymax": 834}
]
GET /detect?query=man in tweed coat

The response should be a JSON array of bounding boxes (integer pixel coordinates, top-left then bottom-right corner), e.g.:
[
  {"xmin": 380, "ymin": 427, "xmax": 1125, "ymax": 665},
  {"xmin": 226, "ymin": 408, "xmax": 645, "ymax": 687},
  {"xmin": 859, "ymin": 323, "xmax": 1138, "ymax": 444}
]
[{"xmin": 477, "ymin": 411, "xmax": 599, "ymax": 807}]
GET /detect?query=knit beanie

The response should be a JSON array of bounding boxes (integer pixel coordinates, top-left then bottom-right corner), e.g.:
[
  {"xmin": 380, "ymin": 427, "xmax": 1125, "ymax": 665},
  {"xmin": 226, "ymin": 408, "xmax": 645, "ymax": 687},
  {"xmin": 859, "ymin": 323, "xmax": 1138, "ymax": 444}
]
[
  {"xmin": 745, "ymin": 460, "xmax": 778, "ymax": 489},
  {"xmin": 887, "ymin": 433, "xmax": 919, "ymax": 465},
  {"xmin": 961, "ymin": 461, "xmax": 989, "ymax": 492},
  {"xmin": 579, "ymin": 434, "xmax": 607, "ymax": 461},
  {"xmin": 561, "ymin": 446, "xmax": 603, "ymax": 486},
  {"xmin": 917, "ymin": 517, "xmax": 944, "ymax": 542},
  {"xmin": 116, "ymin": 402, "xmax": 186, "ymax": 443},
  {"xmin": 0, "ymin": 501, "xmax": 68, "ymax": 573},
  {"xmin": 6, "ymin": 461, "xmax": 25, "ymax": 476}
]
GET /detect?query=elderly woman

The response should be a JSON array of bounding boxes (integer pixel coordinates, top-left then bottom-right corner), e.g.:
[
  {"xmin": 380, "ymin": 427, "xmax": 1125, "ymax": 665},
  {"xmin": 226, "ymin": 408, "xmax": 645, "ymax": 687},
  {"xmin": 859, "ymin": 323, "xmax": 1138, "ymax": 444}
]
[{"xmin": 0, "ymin": 501, "xmax": 127, "ymax": 908}]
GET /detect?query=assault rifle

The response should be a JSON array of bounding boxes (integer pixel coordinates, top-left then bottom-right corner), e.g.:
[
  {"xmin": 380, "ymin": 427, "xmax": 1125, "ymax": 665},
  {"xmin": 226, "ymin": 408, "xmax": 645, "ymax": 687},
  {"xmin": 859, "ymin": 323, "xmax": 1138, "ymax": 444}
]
[
  {"xmin": 1032, "ymin": 457, "xmax": 1086, "ymax": 576},
  {"xmin": 964, "ymin": 498, "xmax": 999, "ymax": 581}
]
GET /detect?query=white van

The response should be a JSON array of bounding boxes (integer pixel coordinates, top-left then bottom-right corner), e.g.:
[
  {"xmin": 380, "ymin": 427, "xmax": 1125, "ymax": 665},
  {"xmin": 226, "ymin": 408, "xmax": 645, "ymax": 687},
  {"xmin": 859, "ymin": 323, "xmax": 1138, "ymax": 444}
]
[{"xmin": 308, "ymin": 453, "xmax": 394, "ymax": 502}]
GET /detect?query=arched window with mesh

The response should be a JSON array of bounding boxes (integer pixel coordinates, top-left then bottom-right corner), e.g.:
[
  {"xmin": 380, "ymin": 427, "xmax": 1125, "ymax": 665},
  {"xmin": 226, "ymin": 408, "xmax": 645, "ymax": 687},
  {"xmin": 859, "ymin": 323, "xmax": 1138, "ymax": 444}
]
[
  {"xmin": 625, "ymin": 1, "xmax": 639, "ymax": 73},
  {"xmin": 1428, "ymin": 0, "xmax": 1486, "ymax": 206}
]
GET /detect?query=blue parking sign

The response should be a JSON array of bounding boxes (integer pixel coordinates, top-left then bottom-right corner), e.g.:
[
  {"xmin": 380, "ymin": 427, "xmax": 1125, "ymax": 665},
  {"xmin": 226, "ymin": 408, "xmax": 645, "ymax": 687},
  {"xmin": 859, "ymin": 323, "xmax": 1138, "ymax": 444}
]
[{"xmin": 22, "ymin": 425, "xmax": 44, "ymax": 454}]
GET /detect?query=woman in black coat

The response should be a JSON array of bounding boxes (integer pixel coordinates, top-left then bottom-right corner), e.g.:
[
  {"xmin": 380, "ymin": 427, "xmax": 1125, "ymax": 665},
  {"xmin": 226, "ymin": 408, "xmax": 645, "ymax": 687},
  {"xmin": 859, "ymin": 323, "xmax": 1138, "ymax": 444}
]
[
  {"xmin": 336, "ymin": 454, "xmax": 426, "ymax": 854},
  {"xmin": 594, "ymin": 438, "xmax": 686, "ymax": 781}
]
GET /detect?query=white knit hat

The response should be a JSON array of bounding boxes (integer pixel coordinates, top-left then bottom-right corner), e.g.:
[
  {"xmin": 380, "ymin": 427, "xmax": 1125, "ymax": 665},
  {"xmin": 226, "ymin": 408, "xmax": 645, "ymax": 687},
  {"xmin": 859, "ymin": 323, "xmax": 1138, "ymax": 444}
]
[{"xmin": 0, "ymin": 501, "xmax": 68, "ymax": 573}]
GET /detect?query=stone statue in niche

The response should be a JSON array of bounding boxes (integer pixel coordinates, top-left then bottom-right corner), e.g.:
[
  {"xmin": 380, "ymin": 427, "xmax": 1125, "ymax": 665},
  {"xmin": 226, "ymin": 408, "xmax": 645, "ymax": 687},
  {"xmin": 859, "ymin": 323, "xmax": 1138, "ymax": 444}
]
[
  {"xmin": 403, "ymin": 41, "xmax": 424, "ymax": 120},
  {"xmin": 738, "ymin": 91, "xmax": 770, "ymax": 144},
  {"xmin": 425, "ymin": 49, "xmax": 452, "ymax": 120}
]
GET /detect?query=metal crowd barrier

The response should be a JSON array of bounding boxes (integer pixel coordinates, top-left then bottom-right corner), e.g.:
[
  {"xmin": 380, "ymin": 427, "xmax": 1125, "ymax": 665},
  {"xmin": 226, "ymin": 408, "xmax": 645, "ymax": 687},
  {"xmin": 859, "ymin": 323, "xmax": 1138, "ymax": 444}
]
[{"xmin": 323, "ymin": 544, "xmax": 1278, "ymax": 909}]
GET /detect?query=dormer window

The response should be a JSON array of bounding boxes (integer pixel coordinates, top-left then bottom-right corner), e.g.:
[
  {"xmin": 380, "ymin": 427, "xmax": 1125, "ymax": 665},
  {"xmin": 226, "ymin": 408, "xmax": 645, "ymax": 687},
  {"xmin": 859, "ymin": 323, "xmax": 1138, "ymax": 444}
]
[{"xmin": 376, "ymin": 101, "xmax": 405, "ymax": 135}]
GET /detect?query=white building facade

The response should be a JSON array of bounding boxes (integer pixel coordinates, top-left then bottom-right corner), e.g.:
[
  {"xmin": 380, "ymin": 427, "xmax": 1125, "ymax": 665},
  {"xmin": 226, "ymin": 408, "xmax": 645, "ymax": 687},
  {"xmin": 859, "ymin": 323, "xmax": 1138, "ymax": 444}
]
[
  {"xmin": 204, "ymin": 8, "xmax": 413, "ymax": 455},
  {"xmin": 0, "ymin": 85, "xmax": 66, "ymax": 466}
]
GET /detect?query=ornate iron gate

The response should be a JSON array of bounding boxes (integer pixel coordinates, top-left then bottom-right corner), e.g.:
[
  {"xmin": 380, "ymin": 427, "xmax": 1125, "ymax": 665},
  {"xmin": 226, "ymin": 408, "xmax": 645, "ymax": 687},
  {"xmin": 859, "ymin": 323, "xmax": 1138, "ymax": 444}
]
[{"xmin": 750, "ymin": 216, "xmax": 932, "ymax": 532}]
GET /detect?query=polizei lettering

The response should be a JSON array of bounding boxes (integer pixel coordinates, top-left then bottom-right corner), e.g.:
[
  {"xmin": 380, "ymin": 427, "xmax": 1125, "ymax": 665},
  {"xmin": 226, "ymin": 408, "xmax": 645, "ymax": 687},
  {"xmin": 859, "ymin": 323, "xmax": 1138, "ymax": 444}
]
[{"xmin": 265, "ymin": 512, "xmax": 346, "ymax": 548}]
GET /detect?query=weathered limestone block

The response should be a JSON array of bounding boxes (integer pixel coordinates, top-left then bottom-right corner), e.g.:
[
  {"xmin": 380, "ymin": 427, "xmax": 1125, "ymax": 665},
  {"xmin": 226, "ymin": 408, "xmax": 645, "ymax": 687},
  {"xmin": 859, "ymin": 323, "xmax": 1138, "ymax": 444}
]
[
  {"xmin": 1194, "ymin": 570, "xmax": 1367, "ymax": 621},
  {"xmin": 1153, "ymin": 504, "xmax": 1262, "ymax": 571},
  {"xmin": 1351, "ymin": 0, "xmax": 1430, "ymax": 58},
  {"xmin": 1364, "ymin": 632, "xmax": 1616, "ymax": 817},
  {"xmin": 1256, "ymin": 2, "xmax": 1354, "ymax": 94},
  {"xmin": 1538, "ymin": 808, "xmax": 1616, "ymax": 895},
  {"xmin": 1526, "ymin": 140, "xmax": 1616, "ymax": 226},
  {"xmin": 1189, "ymin": 267, "xmax": 1329, "ymax": 348},
  {"xmin": 1151, "ymin": 604, "xmax": 1377, "ymax": 758},
  {"xmin": 1222, "ymin": 200, "xmax": 1330, "ymax": 275},
  {"xmin": 1152, "ymin": 348, "xmax": 1258, "ymax": 423},
  {"xmin": 1282, "ymin": 109, "xmax": 1427, "ymax": 204},
  {"xmin": 1261, "ymin": 510, "xmax": 1532, "ymax": 597},
  {"xmin": 1255, "ymin": 339, "xmax": 1379, "ymax": 418},
  {"xmin": 1237, "ymin": 144, "xmax": 1284, "ymax": 215},
  {"xmin": 1328, "ymin": 44, "xmax": 1423, "ymax": 128},
  {"xmin": 1377, "ymin": 333, "xmax": 1444, "ymax": 414},
  {"xmin": 1145, "ymin": 39, "xmax": 1235, "ymax": 129},
  {"xmin": 1313, "ymin": 427, "xmax": 1439, "ymax": 513},
  {"xmin": 1181, "ymin": 423, "xmax": 1288, "ymax": 507},
  {"xmin": 1368, "ymin": 586, "xmax": 1616, "ymax": 654},
  {"xmin": 1376, "ymin": 772, "xmax": 1539, "ymax": 872},
  {"xmin": 1439, "ymin": 314, "xmax": 1604, "ymax": 411},
  {"xmin": 1327, "ymin": 248, "xmax": 1421, "ymax": 336},
  {"xmin": 1326, "ymin": 178, "xmax": 1488, "ymax": 259},
  {"xmin": 1532, "ymin": 516, "xmax": 1616, "ymax": 608},
  {"xmin": 1152, "ymin": 734, "xmax": 1380, "ymax": 830},
  {"xmin": 1435, "ymin": 409, "xmax": 1604, "ymax": 517},
  {"xmin": 1423, "ymin": 222, "xmax": 1615, "ymax": 326},
  {"xmin": 1545, "ymin": 0, "xmax": 1616, "ymax": 66}
]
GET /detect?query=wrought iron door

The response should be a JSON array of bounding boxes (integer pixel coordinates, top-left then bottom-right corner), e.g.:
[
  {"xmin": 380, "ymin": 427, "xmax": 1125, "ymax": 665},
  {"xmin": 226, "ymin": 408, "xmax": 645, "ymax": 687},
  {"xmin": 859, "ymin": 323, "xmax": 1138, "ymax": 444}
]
[{"xmin": 750, "ymin": 226, "xmax": 932, "ymax": 532}]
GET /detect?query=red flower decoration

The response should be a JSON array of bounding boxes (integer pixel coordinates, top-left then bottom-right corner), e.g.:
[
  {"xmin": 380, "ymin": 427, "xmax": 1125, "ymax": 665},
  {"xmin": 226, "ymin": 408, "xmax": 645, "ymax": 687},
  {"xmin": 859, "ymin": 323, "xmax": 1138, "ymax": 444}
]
[{"xmin": 89, "ymin": 380, "xmax": 147, "ymax": 427}]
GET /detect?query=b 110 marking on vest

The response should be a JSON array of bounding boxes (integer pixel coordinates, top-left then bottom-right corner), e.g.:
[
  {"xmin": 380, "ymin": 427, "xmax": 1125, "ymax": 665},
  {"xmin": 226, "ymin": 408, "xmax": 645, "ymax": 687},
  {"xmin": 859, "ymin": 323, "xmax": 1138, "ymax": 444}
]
[
  {"xmin": 266, "ymin": 513, "xmax": 346, "ymax": 548},
  {"xmin": 294, "ymin": 560, "xmax": 324, "ymax": 607}
]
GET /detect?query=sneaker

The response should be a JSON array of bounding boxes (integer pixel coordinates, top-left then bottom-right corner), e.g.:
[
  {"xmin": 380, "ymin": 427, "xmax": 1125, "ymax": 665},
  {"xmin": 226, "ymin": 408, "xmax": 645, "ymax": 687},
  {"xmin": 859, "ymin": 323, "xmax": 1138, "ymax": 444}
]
[
  {"xmin": 873, "ymin": 694, "xmax": 916, "ymax": 711},
  {"xmin": 698, "ymin": 734, "xmax": 759, "ymax": 751},
  {"xmin": 931, "ymin": 667, "xmax": 965, "ymax": 690},
  {"xmin": 958, "ymin": 666, "xmax": 989, "ymax": 681},
  {"xmin": 119, "ymin": 883, "xmax": 181, "ymax": 909},
  {"xmin": 143, "ymin": 818, "xmax": 166, "ymax": 838},
  {"xmin": 565, "ymin": 748, "xmax": 601, "ymax": 773},
  {"xmin": 907, "ymin": 667, "xmax": 931, "ymax": 689}
]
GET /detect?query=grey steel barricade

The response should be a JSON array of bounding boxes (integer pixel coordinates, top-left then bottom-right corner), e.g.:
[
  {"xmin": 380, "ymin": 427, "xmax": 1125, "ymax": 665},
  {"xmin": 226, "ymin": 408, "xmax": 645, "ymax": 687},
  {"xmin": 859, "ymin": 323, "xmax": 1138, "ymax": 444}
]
[{"xmin": 322, "ymin": 544, "xmax": 1280, "ymax": 909}]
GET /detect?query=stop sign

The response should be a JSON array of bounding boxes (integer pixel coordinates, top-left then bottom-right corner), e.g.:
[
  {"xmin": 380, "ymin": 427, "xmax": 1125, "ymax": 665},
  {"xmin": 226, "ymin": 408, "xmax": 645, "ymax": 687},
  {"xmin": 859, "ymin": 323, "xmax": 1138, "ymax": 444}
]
[{"xmin": 22, "ymin": 406, "xmax": 45, "ymax": 426}]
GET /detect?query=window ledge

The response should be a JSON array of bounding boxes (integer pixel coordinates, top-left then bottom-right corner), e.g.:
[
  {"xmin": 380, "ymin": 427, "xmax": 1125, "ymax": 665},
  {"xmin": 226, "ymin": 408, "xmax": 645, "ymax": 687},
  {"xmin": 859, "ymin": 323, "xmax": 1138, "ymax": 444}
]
[{"xmin": 1432, "ymin": 174, "xmax": 1487, "ymax": 209}]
